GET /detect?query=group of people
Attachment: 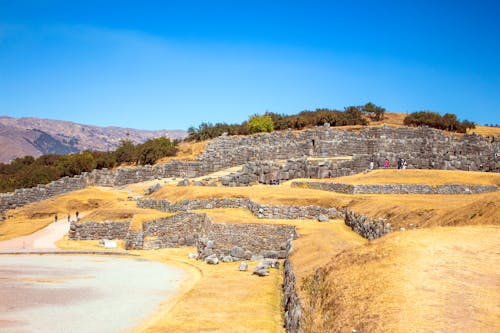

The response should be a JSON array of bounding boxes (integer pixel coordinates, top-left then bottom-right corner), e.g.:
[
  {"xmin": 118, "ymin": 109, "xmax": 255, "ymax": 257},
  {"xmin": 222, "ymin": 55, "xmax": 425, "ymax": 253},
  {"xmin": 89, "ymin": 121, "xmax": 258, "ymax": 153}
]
[
  {"xmin": 368, "ymin": 158, "xmax": 408, "ymax": 170},
  {"xmin": 54, "ymin": 210, "xmax": 79, "ymax": 223}
]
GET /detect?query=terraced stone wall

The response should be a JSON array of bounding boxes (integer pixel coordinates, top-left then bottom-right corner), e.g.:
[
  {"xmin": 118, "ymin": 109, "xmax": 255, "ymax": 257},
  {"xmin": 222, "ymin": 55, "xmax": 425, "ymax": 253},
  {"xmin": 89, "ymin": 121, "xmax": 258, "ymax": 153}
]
[
  {"xmin": 292, "ymin": 181, "xmax": 499, "ymax": 195},
  {"xmin": 139, "ymin": 213, "xmax": 207, "ymax": 250},
  {"xmin": 136, "ymin": 198, "xmax": 344, "ymax": 220},
  {"xmin": 68, "ymin": 220, "xmax": 130, "ymax": 240},
  {"xmin": 201, "ymin": 126, "xmax": 500, "ymax": 172},
  {"xmin": 197, "ymin": 220, "xmax": 298, "ymax": 260}
]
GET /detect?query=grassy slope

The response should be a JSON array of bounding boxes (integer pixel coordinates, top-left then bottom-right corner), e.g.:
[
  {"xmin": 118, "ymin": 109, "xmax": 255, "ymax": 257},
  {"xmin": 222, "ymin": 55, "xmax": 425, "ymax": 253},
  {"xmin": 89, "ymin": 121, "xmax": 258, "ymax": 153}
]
[{"xmin": 299, "ymin": 225, "xmax": 500, "ymax": 332}]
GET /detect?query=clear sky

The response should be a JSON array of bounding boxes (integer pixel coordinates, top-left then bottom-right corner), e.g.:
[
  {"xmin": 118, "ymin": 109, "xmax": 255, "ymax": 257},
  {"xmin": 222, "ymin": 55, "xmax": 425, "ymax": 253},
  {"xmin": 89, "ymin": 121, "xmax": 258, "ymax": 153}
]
[{"xmin": 1, "ymin": 0, "xmax": 499, "ymax": 130}]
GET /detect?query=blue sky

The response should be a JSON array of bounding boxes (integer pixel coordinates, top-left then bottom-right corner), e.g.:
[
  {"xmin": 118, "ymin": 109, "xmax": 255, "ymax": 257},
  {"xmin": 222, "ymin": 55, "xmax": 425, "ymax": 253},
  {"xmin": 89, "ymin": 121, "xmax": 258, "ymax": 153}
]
[{"xmin": 1, "ymin": 0, "xmax": 499, "ymax": 130}]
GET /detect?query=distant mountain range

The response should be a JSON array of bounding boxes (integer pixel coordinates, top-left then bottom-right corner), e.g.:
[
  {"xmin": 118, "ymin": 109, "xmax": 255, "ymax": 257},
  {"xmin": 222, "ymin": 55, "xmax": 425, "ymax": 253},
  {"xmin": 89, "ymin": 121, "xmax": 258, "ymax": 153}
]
[{"xmin": 0, "ymin": 116, "xmax": 187, "ymax": 164}]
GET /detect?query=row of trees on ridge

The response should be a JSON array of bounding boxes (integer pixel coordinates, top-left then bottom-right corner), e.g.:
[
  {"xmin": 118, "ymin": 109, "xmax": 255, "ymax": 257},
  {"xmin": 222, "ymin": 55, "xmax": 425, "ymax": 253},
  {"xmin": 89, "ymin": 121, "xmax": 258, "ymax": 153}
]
[{"xmin": 0, "ymin": 137, "xmax": 177, "ymax": 193}]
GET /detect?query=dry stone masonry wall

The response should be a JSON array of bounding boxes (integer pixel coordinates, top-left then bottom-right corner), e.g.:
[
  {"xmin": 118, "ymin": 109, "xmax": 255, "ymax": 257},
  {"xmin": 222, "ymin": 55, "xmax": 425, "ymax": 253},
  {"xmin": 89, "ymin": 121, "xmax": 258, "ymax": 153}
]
[
  {"xmin": 292, "ymin": 181, "xmax": 499, "ymax": 195},
  {"xmin": 344, "ymin": 210, "xmax": 392, "ymax": 240},
  {"xmin": 136, "ymin": 197, "xmax": 344, "ymax": 220},
  {"xmin": 68, "ymin": 220, "xmax": 130, "ymax": 240},
  {"xmin": 202, "ymin": 125, "xmax": 500, "ymax": 173},
  {"xmin": 196, "ymin": 220, "xmax": 297, "ymax": 260}
]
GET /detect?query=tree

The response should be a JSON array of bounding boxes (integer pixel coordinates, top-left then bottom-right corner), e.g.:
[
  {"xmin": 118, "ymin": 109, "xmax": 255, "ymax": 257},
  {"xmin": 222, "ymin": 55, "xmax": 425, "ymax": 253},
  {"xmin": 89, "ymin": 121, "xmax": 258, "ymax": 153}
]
[
  {"xmin": 362, "ymin": 102, "xmax": 385, "ymax": 121},
  {"xmin": 246, "ymin": 114, "xmax": 274, "ymax": 134},
  {"xmin": 115, "ymin": 140, "xmax": 137, "ymax": 164},
  {"xmin": 136, "ymin": 137, "xmax": 177, "ymax": 165}
]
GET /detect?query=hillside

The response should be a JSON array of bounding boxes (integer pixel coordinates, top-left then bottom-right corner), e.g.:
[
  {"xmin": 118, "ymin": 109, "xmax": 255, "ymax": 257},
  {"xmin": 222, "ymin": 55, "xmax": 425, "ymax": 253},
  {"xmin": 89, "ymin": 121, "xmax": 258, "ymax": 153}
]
[{"xmin": 0, "ymin": 116, "xmax": 186, "ymax": 163}]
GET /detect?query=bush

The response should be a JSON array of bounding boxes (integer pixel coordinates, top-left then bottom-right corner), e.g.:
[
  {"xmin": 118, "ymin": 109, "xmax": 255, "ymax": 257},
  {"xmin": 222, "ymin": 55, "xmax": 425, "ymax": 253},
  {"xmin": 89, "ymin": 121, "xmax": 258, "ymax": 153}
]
[
  {"xmin": 247, "ymin": 114, "xmax": 274, "ymax": 134},
  {"xmin": 362, "ymin": 102, "xmax": 385, "ymax": 120},
  {"xmin": 403, "ymin": 111, "xmax": 475, "ymax": 133}
]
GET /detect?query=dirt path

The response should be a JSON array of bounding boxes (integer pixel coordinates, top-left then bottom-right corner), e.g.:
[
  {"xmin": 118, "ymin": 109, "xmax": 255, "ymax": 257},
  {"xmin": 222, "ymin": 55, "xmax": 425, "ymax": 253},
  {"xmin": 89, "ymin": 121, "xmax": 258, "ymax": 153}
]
[{"xmin": 0, "ymin": 219, "xmax": 70, "ymax": 251}]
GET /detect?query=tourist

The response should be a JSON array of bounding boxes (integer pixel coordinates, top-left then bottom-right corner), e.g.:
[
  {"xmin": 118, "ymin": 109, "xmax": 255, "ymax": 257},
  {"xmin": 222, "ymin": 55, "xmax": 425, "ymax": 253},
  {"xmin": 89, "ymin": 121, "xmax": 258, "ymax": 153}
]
[
  {"xmin": 75, "ymin": 210, "xmax": 79, "ymax": 221},
  {"xmin": 384, "ymin": 159, "xmax": 389, "ymax": 168},
  {"xmin": 402, "ymin": 159, "xmax": 408, "ymax": 169},
  {"xmin": 67, "ymin": 213, "xmax": 71, "ymax": 222},
  {"xmin": 54, "ymin": 214, "xmax": 58, "ymax": 223},
  {"xmin": 369, "ymin": 161, "xmax": 374, "ymax": 170},
  {"xmin": 397, "ymin": 158, "xmax": 402, "ymax": 169}
]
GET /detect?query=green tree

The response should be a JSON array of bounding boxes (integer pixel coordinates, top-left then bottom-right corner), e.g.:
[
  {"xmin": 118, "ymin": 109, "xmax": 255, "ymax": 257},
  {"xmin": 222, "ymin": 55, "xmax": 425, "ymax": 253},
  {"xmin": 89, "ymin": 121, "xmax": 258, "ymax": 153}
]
[
  {"xmin": 247, "ymin": 114, "xmax": 274, "ymax": 134},
  {"xmin": 362, "ymin": 102, "xmax": 385, "ymax": 121},
  {"xmin": 136, "ymin": 137, "xmax": 177, "ymax": 165},
  {"xmin": 115, "ymin": 140, "xmax": 137, "ymax": 164}
]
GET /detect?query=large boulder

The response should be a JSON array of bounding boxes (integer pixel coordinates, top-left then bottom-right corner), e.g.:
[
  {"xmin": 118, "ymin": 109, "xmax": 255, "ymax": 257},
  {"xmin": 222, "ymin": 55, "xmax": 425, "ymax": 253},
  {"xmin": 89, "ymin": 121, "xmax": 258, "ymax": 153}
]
[
  {"xmin": 262, "ymin": 250, "xmax": 279, "ymax": 259},
  {"xmin": 222, "ymin": 256, "xmax": 234, "ymax": 263},
  {"xmin": 253, "ymin": 267, "xmax": 270, "ymax": 277},
  {"xmin": 144, "ymin": 183, "xmax": 161, "ymax": 195},
  {"xmin": 317, "ymin": 214, "xmax": 328, "ymax": 222},
  {"xmin": 177, "ymin": 179, "xmax": 190, "ymax": 186},
  {"xmin": 205, "ymin": 254, "xmax": 219, "ymax": 265},
  {"xmin": 230, "ymin": 246, "xmax": 245, "ymax": 259}
]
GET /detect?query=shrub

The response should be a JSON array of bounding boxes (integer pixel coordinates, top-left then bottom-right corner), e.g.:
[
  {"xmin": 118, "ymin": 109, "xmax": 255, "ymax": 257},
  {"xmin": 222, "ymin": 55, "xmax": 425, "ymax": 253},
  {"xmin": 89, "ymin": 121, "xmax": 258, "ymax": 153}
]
[
  {"xmin": 247, "ymin": 114, "xmax": 274, "ymax": 134},
  {"xmin": 403, "ymin": 111, "xmax": 475, "ymax": 133}
]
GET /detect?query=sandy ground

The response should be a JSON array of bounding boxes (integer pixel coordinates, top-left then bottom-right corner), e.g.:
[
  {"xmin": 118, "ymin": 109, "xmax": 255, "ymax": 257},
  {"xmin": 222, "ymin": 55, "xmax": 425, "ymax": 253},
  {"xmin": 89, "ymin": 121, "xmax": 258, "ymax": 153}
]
[{"xmin": 0, "ymin": 219, "xmax": 70, "ymax": 251}]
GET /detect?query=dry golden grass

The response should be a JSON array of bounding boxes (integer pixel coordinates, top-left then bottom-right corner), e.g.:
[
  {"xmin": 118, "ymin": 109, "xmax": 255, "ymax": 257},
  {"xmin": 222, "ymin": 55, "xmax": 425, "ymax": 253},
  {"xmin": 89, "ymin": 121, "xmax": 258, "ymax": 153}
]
[
  {"xmin": 299, "ymin": 225, "xmax": 500, "ymax": 332},
  {"xmin": 0, "ymin": 187, "xmax": 174, "ymax": 239},
  {"xmin": 321, "ymin": 169, "xmax": 500, "ymax": 186},
  {"xmin": 152, "ymin": 177, "xmax": 500, "ymax": 230},
  {"xmin": 157, "ymin": 140, "xmax": 208, "ymax": 163},
  {"xmin": 468, "ymin": 125, "xmax": 500, "ymax": 137},
  {"xmin": 135, "ymin": 252, "xmax": 284, "ymax": 333},
  {"xmin": 0, "ymin": 187, "xmax": 128, "ymax": 240},
  {"xmin": 367, "ymin": 112, "xmax": 408, "ymax": 127}
]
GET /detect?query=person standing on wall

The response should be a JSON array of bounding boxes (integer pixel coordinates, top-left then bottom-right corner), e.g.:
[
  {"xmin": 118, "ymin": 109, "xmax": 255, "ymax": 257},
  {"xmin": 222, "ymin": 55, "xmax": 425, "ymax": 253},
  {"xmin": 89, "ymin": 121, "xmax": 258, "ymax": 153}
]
[{"xmin": 384, "ymin": 159, "xmax": 390, "ymax": 168}]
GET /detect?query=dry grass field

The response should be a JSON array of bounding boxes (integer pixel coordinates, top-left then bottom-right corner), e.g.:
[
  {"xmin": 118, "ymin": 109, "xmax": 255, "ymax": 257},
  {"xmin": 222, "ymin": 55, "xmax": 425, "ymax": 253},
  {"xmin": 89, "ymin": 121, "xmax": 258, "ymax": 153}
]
[
  {"xmin": 151, "ymin": 173, "xmax": 499, "ymax": 230},
  {"xmin": 330, "ymin": 169, "xmax": 500, "ymax": 186},
  {"xmin": 298, "ymin": 225, "xmax": 500, "ymax": 332},
  {"xmin": 0, "ymin": 187, "xmax": 172, "ymax": 240}
]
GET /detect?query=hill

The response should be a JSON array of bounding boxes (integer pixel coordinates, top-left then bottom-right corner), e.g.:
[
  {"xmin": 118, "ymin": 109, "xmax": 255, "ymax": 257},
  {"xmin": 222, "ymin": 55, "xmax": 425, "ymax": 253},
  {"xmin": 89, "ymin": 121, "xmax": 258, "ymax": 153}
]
[{"xmin": 0, "ymin": 116, "xmax": 186, "ymax": 163}]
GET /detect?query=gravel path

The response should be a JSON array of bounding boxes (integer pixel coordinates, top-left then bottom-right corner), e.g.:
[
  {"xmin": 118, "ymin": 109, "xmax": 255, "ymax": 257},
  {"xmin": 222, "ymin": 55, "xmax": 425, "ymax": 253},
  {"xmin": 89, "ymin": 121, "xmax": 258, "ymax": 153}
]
[{"xmin": 0, "ymin": 219, "xmax": 70, "ymax": 251}]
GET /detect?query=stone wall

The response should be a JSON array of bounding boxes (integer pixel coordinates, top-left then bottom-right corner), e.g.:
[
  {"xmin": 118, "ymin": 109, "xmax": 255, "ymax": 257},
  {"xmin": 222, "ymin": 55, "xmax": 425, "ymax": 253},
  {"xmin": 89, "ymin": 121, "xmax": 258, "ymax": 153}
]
[
  {"xmin": 292, "ymin": 181, "xmax": 499, "ymax": 195},
  {"xmin": 344, "ymin": 210, "xmax": 392, "ymax": 240},
  {"xmin": 136, "ymin": 198, "xmax": 344, "ymax": 220},
  {"xmin": 201, "ymin": 125, "xmax": 500, "ymax": 172},
  {"xmin": 219, "ymin": 157, "xmax": 369, "ymax": 186},
  {"xmin": 0, "ymin": 175, "xmax": 88, "ymax": 216},
  {"xmin": 68, "ymin": 220, "xmax": 130, "ymax": 240},
  {"xmin": 283, "ymin": 256, "xmax": 303, "ymax": 333},
  {"xmin": 197, "ymin": 220, "xmax": 297, "ymax": 260},
  {"xmin": 139, "ymin": 213, "xmax": 206, "ymax": 250}
]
